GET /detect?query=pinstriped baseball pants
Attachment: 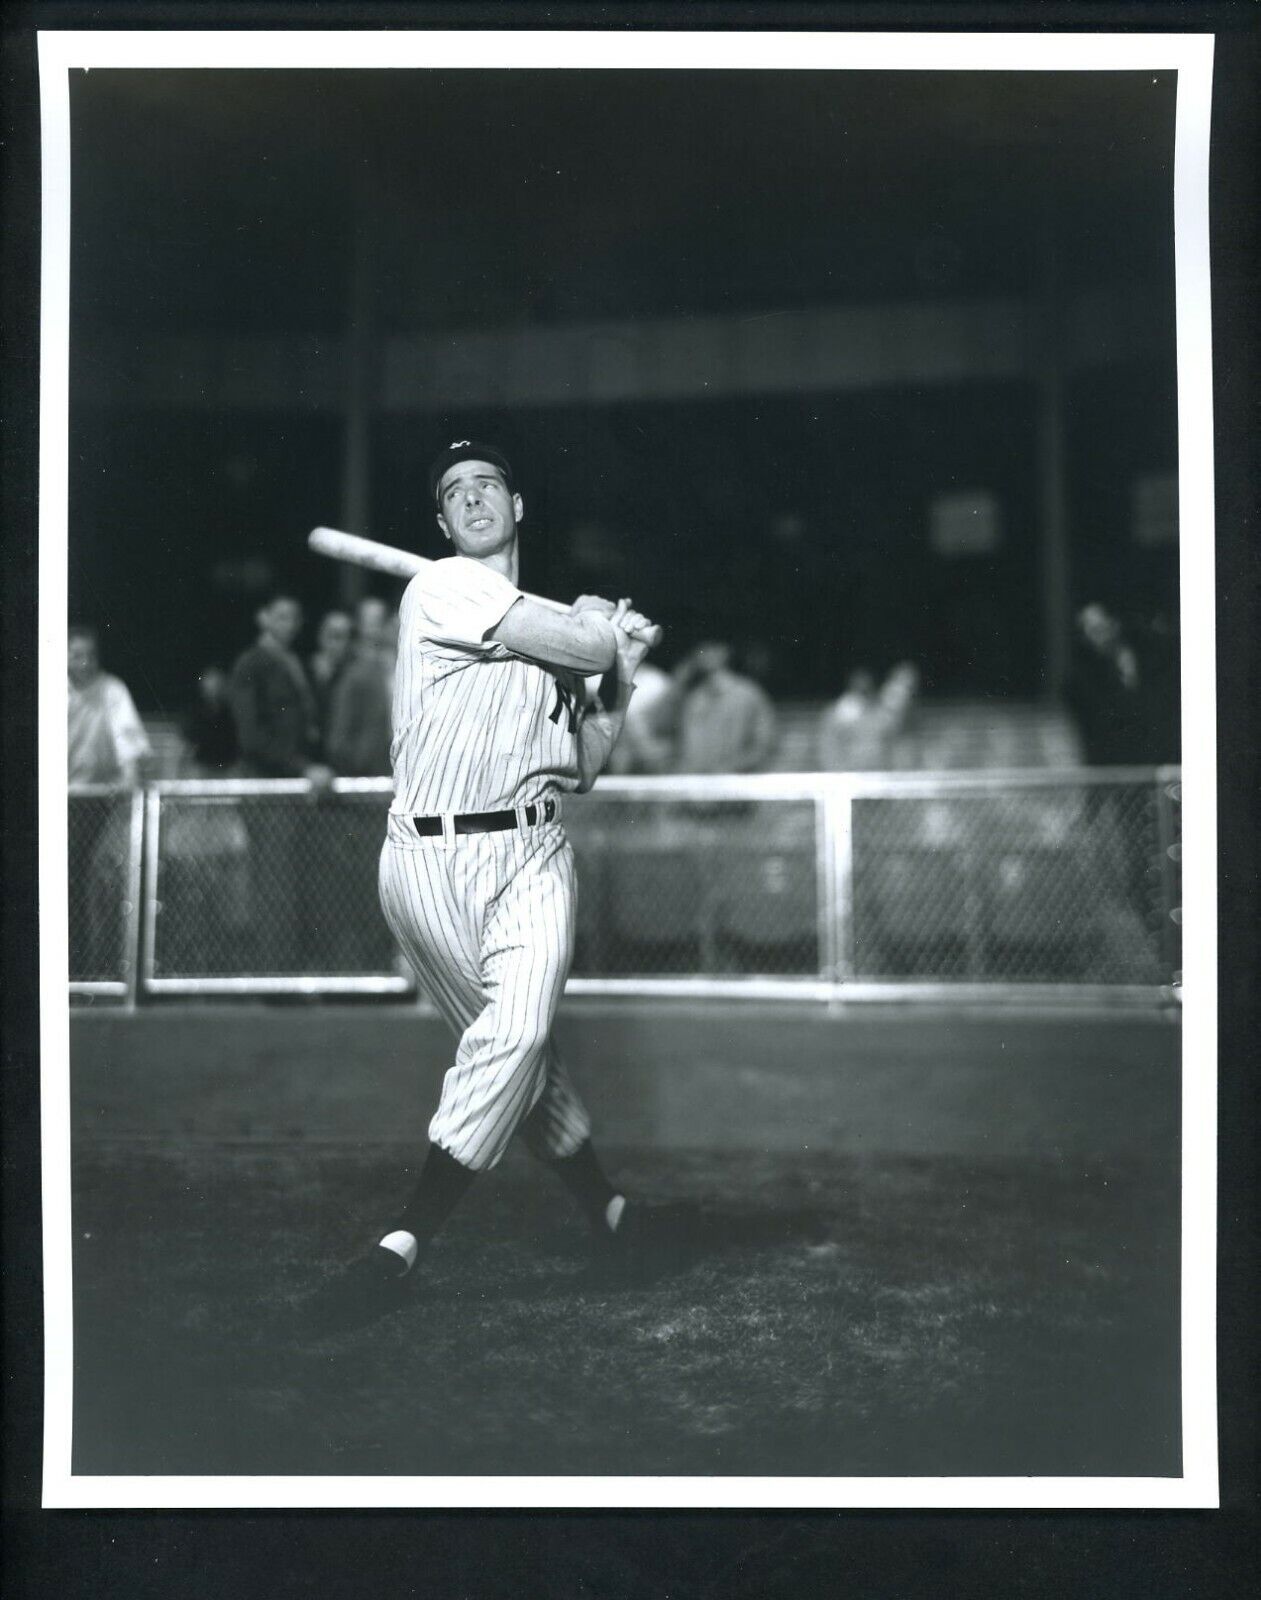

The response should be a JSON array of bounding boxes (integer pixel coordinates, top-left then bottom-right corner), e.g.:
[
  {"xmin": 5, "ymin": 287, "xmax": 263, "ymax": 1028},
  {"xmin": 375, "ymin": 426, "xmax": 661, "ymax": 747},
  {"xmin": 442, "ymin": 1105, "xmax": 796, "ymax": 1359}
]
[{"xmin": 377, "ymin": 813, "xmax": 592, "ymax": 1171}]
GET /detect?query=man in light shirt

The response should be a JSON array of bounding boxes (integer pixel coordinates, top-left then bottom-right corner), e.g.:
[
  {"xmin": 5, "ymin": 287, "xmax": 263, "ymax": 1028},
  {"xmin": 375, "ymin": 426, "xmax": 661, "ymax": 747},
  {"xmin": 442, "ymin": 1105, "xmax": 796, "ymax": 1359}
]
[
  {"xmin": 674, "ymin": 641, "xmax": 778, "ymax": 775},
  {"xmin": 816, "ymin": 669, "xmax": 890, "ymax": 772},
  {"xmin": 605, "ymin": 658, "xmax": 675, "ymax": 775},
  {"xmin": 68, "ymin": 626, "xmax": 151, "ymax": 979},
  {"xmin": 68, "ymin": 626, "xmax": 151, "ymax": 787}
]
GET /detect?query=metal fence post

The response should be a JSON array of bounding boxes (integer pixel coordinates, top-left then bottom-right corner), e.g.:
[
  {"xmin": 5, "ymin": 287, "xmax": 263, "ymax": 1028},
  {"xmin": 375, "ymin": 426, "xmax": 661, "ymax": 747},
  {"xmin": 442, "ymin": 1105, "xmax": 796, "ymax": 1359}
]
[
  {"xmin": 816, "ymin": 788, "xmax": 836, "ymax": 986},
  {"xmin": 121, "ymin": 788, "xmax": 146, "ymax": 1008},
  {"xmin": 140, "ymin": 785, "xmax": 163, "ymax": 1000},
  {"xmin": 68, "ymin": 769, "xmax": 1181, "ymax": 1009},
  {"xmin": 1155, "ymin": 770, "xmax": 1181, "ymax": 987},
  {"xmin": 69, "ymin": 784, "xmax": 141, "ymax": 1002},
  {"xmin": 962, "ymin": 811, "xmax": 989, "ymax": 980},
  {"xmin": 818, "ymin": 779, "xmax": 855, "ymax": 994}
]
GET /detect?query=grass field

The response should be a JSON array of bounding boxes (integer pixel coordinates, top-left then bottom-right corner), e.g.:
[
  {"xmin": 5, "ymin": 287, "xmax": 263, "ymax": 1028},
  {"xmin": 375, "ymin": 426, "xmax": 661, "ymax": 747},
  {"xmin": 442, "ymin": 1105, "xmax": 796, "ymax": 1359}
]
[{"xmin": 71, "ymin": 1111, "xmax": 1181, "ymax": 1479}]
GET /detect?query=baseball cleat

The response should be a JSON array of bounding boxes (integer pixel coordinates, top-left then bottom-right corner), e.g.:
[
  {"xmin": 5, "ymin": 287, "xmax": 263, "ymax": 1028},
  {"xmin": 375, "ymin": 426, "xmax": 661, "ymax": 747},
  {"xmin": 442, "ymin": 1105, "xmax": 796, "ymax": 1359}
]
[{"xmin": 297, "ymin": 1247, "xmax": 417, "ymax": 1338}]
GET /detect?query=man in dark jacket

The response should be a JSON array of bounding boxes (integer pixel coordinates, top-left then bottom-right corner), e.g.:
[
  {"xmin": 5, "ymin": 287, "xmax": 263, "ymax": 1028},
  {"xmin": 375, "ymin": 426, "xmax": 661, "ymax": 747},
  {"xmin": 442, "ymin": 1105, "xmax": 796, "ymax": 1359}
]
[
  {"xmin": 181, "ymin": 665, "xmax": 239, "ymax": 775},
  {"xmin": 229, "ymin": 595, "xmax": 331, "ymax": 784},
  {"xmin": 228, "ymin": 595, "xmax": 332, "ymax": 972},
  {"xmin": 322, "ymin": 617, "xmax": 398, "ymax": 971},
  {"xmin": 1064, "ymin": 600, "xmax": 1179, "ymax": 931},
  {"xmin": 307, "ymin": 610, "xmax": 354, "ymax": 761}
]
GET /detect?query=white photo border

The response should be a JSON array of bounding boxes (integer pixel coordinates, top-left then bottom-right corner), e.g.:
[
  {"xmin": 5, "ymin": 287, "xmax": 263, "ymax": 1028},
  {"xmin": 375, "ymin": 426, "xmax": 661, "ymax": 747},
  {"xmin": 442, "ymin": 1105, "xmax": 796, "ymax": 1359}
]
[{"xmin": 38, "ymin": 26, "xmax": 1218, "ymax": 1511}]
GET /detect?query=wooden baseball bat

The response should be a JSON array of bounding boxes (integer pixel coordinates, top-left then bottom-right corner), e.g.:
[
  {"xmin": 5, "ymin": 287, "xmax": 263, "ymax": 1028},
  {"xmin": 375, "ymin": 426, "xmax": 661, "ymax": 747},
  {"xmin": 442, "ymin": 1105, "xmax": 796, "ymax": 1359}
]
[{"xmin": 308, "ymin": 526, "xmax": 663, "ymax": 646}]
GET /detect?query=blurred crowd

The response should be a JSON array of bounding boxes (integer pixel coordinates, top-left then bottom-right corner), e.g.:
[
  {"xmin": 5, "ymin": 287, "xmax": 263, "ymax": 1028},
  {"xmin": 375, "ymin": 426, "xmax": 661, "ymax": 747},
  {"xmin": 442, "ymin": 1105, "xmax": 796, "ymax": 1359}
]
[
  {"xmin": 609, "ymin": 647, "xmax": 923, "ymax": 776},
  {"xmin": 190, "ymin": 593, "xmax": 399, "ymax": 785},
  {"xmin": 68, "ymin": 596, "xmax": 399, "ymax": 791},
  {"xmin": 66, "ymin": 595, "xmax": 1179, "ymax": 983},
  {"xmin": 68, "ymin": 592, "xmax": 1179, "ymax": 795},
  {"xmin": 69, "ymin": 604, "xmax": 795, "ymax": 789},
  {"xmin": 67, "ymin": 596, "xmax": 404, "ymax": 980}
]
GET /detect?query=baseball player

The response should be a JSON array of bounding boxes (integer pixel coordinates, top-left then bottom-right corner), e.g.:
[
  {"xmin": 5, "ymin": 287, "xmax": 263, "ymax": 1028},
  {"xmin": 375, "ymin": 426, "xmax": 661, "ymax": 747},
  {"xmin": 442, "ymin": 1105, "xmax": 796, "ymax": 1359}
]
[{"xmin": 310, "ymin": 440, "xmax": 657, "ymax": 1330}]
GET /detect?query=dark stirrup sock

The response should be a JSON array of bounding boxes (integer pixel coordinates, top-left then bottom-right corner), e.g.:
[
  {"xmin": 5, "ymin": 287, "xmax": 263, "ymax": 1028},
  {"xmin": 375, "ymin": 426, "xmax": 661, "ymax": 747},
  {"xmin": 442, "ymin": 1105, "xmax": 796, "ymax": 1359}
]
[
  {"xmin": 547, "ymin": 1139, "xmax": 624, "ymax": 1233},
  {"xmin": 378, "ymin": 1143, "xmax": 478, "ymax": 1272}
]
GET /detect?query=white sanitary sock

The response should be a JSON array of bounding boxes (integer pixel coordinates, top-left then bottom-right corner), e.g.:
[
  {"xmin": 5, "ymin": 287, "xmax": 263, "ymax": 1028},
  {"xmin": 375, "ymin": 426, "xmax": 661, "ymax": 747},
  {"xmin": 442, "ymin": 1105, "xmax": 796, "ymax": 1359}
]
[{"xmin": 379, "ymin": 1229, "xmax": 419, "ymax": 1272}]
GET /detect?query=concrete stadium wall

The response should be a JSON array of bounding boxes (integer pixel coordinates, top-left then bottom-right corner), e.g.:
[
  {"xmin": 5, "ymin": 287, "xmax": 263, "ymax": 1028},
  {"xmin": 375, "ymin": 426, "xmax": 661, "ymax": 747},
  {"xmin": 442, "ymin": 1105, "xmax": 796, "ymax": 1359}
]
[{"xmin": 68, "ymin": 1003, "xmax": 1181, "ymax": 1168}]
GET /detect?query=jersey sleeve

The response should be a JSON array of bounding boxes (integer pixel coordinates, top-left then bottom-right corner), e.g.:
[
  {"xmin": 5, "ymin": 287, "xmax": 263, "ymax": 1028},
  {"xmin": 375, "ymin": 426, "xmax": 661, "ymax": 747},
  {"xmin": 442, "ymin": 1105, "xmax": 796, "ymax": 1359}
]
[{"xmin": 410, "ymin": 557, "xmax": 522, "ymax": 651}]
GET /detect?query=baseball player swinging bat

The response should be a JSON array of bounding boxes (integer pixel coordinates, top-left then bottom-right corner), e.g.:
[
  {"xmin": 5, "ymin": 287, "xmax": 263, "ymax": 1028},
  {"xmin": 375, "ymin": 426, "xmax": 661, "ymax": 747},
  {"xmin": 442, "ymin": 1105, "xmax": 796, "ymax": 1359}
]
[
  {"xmin": 296, "ymin": 438, "xmax": 667, "ymax": 1336},
  {"xmin": 308, "ymin": 526, "xmax": 663, "ymax": 647}
]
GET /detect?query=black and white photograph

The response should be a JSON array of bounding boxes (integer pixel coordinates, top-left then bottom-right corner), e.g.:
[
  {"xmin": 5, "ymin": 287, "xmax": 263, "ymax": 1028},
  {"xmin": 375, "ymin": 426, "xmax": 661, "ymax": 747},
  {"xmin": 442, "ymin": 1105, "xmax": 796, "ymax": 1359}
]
[{"xmin": 38, "ymin": 27, "xmax": 1219, "ymax": 1507}]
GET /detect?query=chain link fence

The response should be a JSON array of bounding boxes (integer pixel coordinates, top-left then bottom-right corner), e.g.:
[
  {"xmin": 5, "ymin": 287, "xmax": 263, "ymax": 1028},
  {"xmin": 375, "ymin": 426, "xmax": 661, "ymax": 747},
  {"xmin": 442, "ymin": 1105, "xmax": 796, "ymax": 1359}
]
[
  {"xmin": 145, "ymin": 783, "xmax": 404, "ymax": 990},
  {"xmin": 73, "ymin": 771, "xmax": 1181, "ymax": 1001},
  {"xmin": 1157, "ymin": 776, "xmax": 1183, "ymax": 992},
  {"xmin": 849, "ymin": 779, "xmax": 1170, "ymax": 984},
  {"xmin": 69, "ymin": 788, "xmax": 143, "ymax": 993},
  {"xmin": 567, "ymin": 795, "xmax": 820, "ymax": 978}
]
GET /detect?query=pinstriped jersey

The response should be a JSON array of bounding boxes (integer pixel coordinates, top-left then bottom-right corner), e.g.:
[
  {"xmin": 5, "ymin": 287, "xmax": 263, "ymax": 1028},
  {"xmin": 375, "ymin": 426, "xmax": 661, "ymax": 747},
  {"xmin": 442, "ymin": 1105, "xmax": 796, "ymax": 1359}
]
[{"xmin": 389, "ymin": 556, "xmax": 587, "ymax": 817}]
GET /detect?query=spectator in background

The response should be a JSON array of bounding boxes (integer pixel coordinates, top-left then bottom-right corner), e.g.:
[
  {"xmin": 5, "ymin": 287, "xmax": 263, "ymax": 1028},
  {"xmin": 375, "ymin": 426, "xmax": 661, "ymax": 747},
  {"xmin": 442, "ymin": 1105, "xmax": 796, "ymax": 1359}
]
[
  {"xmin": 180, "ymin": 665, "xmax": 238, "ymax": 776},
  {"xmin": 307, "ymin": 611, "xmax": 354, "ymax": 757},
  {"xmin": 1065, "ymin": 601, "xmax": 1175, "ymax": 925},
  {"xmin": 67, "ymin": 626, "xmax": 151, "ymax": 979},
  {"xmin": 68, "ymin": 625, "xmax": 151, "ymax": 787},
  {"xmin": 673, "ymin": 641, "xmax": 778, "ymax": 774},
  {"xmin": 355, "ymin": 595, "xmax": 391, "ymax": 651},
  {"xmin": 605, "ymin": 657, "xmax": 674, "ymax": 775},
  {"xmin": 817, "ymin": 669, "xmax": 890, "ymax": 772},
  {"xmin": 322, "ymin": 612, "xmax": 399, "ymax": 972},
  {"xmin": 326, "ymin": 612, "xmax": 397, "ymax": 777},
  {"xmin": 1065, "ymin": 602, "xmax": 1158, "ymax": 766},
  {"xmin": 878, "ymin": 661, "xmax": 921, "ymax": 767},
  {"xmin": 227, "ymin": 595, "xmax": 331, "ymax": 974},
  {"xmin": 228, "ymin": 595, "xmax": 331, "ymax": 786}
]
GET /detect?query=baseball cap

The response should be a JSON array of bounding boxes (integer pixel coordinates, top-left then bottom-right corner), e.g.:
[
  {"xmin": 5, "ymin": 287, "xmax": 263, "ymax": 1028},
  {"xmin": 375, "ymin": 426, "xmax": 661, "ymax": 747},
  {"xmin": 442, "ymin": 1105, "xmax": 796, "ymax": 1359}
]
[{"xmin": 428, "ymin": 440, "xmax": 515, "ymax": 505}]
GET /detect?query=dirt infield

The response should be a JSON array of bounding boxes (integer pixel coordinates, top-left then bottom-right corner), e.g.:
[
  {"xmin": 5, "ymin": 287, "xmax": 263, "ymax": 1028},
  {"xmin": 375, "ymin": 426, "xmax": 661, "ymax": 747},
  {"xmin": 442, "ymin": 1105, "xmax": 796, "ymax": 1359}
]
[{"xmin": 66, "ymin": 1003, "xmax": 1182, "ymax": 1481}]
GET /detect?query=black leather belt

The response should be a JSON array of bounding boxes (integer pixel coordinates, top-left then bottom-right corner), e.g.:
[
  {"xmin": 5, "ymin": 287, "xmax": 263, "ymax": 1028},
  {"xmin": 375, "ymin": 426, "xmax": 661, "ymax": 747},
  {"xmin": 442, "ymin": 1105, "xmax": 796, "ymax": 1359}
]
[{"xmin": 412, "ymin": 798, "xmax": 558, "ymax": 838}]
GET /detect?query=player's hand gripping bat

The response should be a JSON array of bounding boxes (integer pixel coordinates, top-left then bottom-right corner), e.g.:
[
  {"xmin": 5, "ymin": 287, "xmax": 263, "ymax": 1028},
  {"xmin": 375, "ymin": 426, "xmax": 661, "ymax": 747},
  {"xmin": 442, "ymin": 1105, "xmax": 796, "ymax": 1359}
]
[{"xmin": 308, "ymin": 526, "xmax": 663, "ymax": 648}]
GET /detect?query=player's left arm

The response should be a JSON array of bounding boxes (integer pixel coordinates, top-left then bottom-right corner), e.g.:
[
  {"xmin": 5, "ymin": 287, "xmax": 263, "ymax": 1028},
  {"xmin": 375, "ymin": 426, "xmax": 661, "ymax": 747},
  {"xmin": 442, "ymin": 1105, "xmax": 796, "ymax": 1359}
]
[{"xmin": 575, "ymin": 600, "xmax": 657, "ymax": 792}]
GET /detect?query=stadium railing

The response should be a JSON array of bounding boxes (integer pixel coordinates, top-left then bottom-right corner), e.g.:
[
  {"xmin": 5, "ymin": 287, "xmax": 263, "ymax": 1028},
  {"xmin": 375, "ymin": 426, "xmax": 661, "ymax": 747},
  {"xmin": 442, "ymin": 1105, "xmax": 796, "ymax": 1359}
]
[
  {"xmin": 140, "ymin": 778, "xmax": 410, "ymax": 997},
  {"xmin": 68, "ymin": 769, "xmax": 1182, "ymax": 1007},
  {"xmin": 68, "ymin": 785, "xmax": 146, "ymax": 1002}
]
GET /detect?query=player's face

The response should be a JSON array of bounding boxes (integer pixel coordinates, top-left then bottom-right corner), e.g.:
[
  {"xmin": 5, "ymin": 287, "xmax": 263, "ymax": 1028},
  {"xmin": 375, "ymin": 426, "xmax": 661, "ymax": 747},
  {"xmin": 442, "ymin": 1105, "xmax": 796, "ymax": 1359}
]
[{"xmin": 436, "ymin": 462, "xmax": 523, "ymax": 559}]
